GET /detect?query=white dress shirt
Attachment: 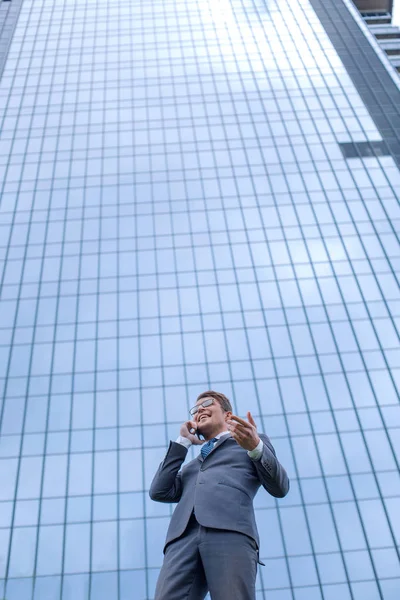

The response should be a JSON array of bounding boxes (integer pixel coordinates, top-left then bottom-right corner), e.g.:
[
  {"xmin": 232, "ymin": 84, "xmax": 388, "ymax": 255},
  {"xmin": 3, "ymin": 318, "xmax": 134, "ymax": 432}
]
[{"xmin": 175, "ymin": 431, "xmax": 263, "ymax": 460}]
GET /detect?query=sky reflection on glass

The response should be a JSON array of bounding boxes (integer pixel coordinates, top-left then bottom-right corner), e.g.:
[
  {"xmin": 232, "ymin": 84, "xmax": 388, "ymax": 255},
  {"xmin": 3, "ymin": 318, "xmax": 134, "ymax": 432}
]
[{"xmin": 0, "ymin": 0, "xmax": 399, "ymax": 598}]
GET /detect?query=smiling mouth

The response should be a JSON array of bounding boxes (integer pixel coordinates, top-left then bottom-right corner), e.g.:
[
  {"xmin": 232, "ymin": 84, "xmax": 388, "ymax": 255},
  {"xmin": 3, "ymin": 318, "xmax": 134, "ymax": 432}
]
[{"xmin": 198, "ymin": 415, "xmax": 210, "ymax": 422}]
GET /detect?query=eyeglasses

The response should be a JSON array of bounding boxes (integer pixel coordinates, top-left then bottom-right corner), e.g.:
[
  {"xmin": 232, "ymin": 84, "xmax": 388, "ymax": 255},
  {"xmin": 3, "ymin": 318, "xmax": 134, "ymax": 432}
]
[{"xmin": 189, "ymin": 398, "xmax": 214, "ymax": 416}]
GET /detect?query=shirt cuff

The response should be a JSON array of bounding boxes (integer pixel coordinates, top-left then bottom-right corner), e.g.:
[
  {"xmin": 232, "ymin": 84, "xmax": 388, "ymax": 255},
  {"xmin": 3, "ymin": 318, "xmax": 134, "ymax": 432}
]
[
  {"xmin": 247, "ymin": 438, "xmax": 263, "ymax": 461},
  {"xmin": 175, "ymin": 435, "xmax": 192, "ymax": 449}
]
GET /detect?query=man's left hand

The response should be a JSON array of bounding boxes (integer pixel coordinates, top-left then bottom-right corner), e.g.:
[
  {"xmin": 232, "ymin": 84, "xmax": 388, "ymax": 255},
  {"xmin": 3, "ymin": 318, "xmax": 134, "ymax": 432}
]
[{"xmin": 227, "ymin": 412, "xmax": 260, "ymax": 451}]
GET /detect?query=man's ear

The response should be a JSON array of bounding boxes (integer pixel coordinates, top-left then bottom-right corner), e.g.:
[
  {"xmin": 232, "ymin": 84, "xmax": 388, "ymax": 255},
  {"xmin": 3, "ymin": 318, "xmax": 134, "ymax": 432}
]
[{"xmin": 224, "ymin": 411, "xmax": 232, "ymax": 421}]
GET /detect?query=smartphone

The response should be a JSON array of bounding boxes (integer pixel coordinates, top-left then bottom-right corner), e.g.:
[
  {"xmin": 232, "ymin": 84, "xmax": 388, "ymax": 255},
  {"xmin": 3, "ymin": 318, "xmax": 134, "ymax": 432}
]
[{"xmin": 189, "ymin": 426, "xmax": 205, "ymax": 441}]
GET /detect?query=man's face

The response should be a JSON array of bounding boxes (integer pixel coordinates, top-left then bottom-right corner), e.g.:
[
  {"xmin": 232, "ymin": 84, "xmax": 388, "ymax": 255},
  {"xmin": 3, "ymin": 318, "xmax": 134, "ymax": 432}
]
[{"xmin": 193, "ymin": 397, "xmax": 230, "ymax": 436}]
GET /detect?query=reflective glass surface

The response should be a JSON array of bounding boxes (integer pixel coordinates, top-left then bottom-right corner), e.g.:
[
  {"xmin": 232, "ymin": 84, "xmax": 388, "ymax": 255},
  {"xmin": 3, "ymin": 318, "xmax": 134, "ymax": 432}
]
[{"xmin": 0, "ymin": 0, "xmax": 399, "ymax": 598}]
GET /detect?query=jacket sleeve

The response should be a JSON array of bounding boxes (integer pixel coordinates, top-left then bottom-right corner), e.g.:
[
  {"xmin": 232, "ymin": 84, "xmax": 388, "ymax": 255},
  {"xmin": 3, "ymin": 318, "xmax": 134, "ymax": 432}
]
[
  {"xmin": 149, "ymin": 441, "xmax": 188, "ymax": 503},
  {"xmin": 250, "ymin": 433, "xmax": 290, "ymax": 498}
]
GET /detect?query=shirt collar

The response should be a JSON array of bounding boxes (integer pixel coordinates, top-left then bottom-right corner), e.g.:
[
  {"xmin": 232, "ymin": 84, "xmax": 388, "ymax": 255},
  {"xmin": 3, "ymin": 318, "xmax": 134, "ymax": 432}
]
[{"xmin": 214, "ymin": 430, "xmax": 230, "ymax": 440}]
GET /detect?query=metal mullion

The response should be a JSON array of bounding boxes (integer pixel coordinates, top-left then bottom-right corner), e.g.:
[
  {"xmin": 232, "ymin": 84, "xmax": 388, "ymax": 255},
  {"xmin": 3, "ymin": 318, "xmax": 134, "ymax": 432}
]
[
  {"xmin": 2, "ymin": 186, "xmax": 394, "ymax": 230},
  {"xmin": 58, "ymin": 205, "xmax": 87, "ymax": 591},
  {"xmin": 115, "ymin": 3, "xmax": 123, "ymax": 596},
  {"xmin": 132, "ymin": 2, "xmax": 149, "ymax": 596},
  {"xmin": 86, "ymin": 1, "xmax": 105, "ymax": 594},
  {"xmin": 87, "ymin": 212, "xmax": 100, "ymax": 596},
  {"xmin": 53, "ymin": 0, "xmax": 89, "ymax": 585},
  {"xmin": 99, "ymin": 0, "xmax": 122, "ymax": 595},
  {"xmin": 6, "ymin": 214, "xmax": 395, "ymax": 250}
]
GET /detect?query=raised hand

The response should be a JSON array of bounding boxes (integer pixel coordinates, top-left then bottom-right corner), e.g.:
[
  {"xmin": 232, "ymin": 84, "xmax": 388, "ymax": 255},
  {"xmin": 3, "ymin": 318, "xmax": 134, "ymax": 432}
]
[
  {"xmin": 179, "ymin": 420, "xmax": 205, "ymax": 445},
  {"xmin": 227, "ymin": 412, "xmax": 260, "ymax": 451}
]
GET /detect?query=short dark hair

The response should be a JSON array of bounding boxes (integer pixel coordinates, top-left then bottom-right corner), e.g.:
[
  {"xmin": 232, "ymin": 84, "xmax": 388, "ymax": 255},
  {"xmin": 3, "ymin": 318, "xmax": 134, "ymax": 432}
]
[{"xmin": 196, "ymin": 390, "xmax": 232, "ymax": 413}]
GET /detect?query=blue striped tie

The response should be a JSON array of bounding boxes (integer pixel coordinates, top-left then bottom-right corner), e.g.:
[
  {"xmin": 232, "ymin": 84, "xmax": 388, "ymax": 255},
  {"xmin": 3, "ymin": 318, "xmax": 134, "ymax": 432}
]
[{"xmin": 201, "ymin": 437, "xmax": 218, "ymax": 459}]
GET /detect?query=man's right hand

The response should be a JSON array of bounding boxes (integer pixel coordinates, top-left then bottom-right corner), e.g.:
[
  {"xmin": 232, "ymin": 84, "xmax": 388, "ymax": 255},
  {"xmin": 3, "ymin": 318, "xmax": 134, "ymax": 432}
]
[{"xmin": 180, "ymin": 420, "xmax": 205, "ymax": 445}]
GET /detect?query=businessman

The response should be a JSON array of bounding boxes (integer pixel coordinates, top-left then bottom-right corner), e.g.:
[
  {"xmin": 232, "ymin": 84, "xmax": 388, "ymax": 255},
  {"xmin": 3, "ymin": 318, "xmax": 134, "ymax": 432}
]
[{"xmin": 149, "ymin": 390, "xmax": 289, "ymax": 600}]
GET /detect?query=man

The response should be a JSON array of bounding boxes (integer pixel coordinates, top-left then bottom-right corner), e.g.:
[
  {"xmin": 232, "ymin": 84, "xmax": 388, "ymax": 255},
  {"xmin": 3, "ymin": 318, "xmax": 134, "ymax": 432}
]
[{"xmin": 149, "ymin": 390, "xmax": 289, "ymax": 600}]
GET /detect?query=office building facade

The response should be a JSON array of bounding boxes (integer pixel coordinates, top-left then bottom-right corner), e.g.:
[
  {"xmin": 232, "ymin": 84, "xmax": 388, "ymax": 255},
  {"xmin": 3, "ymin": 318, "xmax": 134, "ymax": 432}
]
[{"xmin": 0, "ymin": 0, "xmax": 399, "ymax": 598}]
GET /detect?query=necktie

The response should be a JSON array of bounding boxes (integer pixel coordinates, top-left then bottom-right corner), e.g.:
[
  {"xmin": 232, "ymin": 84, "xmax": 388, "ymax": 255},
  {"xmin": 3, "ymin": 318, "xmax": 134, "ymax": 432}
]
[{"xmin": 201, "ymin": 437, "xmax": 218, "ymax": 459}]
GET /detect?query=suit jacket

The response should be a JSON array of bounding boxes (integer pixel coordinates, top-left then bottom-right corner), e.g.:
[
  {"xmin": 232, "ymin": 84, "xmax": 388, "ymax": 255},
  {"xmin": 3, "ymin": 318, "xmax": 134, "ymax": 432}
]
[{"xmin": 149, "ymin": 433, "xmax": 289, "ymax": 556}]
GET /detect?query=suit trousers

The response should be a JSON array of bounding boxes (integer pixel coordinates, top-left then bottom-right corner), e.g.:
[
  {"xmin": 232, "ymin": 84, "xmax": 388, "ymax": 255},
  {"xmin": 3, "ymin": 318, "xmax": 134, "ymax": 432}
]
[{"xmin": 154, "ymin": 513, "xmax": 258, "ymax": 600}]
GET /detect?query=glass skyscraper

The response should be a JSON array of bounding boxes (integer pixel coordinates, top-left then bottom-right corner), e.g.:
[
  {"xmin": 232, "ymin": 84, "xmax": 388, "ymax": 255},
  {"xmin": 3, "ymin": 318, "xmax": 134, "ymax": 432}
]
[{"xmin": 0, "ymin": 0, "xmax": 399, "ymax": 598}]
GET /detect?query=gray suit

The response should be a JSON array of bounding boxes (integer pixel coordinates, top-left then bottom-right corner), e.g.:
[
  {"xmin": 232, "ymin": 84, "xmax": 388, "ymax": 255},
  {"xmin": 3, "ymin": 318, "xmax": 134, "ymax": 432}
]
[{"xmin": 150, "ymin": 433, "xmax": 289, "ymax": 600}]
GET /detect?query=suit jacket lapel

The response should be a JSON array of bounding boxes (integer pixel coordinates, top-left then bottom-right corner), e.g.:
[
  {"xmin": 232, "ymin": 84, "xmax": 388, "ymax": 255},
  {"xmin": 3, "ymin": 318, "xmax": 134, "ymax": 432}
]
[{"xmin": 197, "ymin": 433, "xmax": 232, "ymax": 463}]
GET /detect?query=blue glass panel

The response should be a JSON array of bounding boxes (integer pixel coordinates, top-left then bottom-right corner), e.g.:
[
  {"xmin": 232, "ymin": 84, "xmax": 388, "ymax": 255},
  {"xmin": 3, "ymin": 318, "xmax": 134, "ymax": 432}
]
[
  {"xmin": 62, "ymin": 574, "xmax": 90, "ymax": 600},
  {"xmin": 6, "ymin": 578, "xmax": 33, "ymax": 600},
  {"xmin": 36, "ymin": 525, "xmax": 63, "ymax": 575},
  {"xmin": 64, "ymin": 523, "xmax": 90, "ymax": 574}
]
